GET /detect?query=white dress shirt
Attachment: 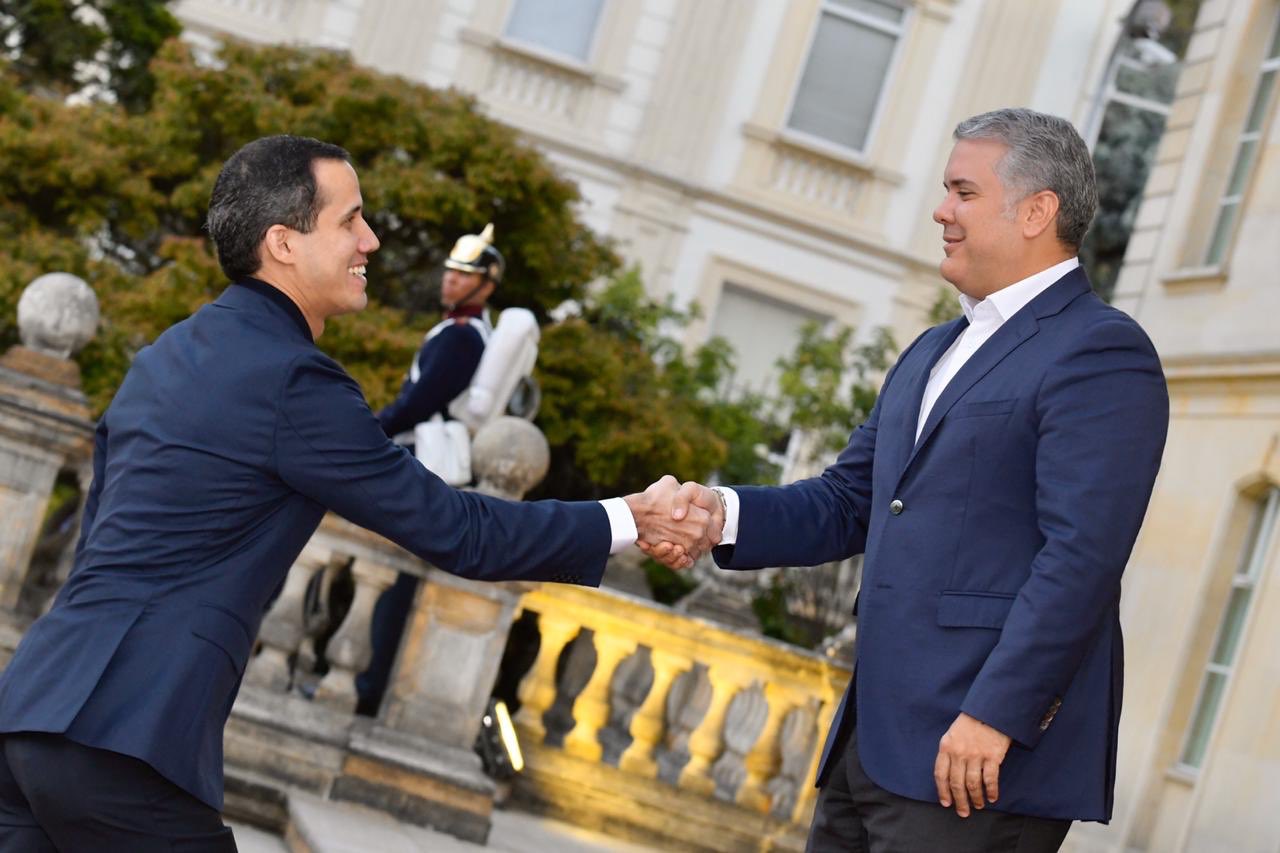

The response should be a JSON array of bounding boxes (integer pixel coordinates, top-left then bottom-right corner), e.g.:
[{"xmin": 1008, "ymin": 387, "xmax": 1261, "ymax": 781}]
[{"xmin": 711, "ymin": 257, "xmax": 1079, "ymax": 548}]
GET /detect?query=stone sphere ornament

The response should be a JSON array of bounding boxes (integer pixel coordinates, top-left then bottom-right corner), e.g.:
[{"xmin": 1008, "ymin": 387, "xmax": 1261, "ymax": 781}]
[
  {"xmin": 17, "ymin": 273, "xmax": 100, "ymax": 358},
  {"xmin": 471, "ymin": 416, "xmax": 550, "ymax": 499}
]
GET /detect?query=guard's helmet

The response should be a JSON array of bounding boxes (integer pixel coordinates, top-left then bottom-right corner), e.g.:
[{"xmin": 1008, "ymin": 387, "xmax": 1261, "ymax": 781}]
[{"xmin": 444, "ymin": 223, "xmax": 505, "ymax": 284}]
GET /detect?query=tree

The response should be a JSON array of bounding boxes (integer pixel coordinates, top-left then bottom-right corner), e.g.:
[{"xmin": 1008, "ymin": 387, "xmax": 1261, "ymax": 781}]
[
  {"xmin": 0, "ymin": 0, "xmax": 180, "ymax": 110},
  {"xmin": 0, "ymin": 39, "xmax": 617, "ymax": 414},
  {"xmin": 531, "ymin": 268, "xmax": 784, "ymax": 501}
]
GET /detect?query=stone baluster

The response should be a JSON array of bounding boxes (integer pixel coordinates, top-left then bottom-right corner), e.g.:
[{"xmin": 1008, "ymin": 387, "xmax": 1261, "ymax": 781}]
[
  {"xmin": 244, "ymin": 542, "xmax": 332, "ymax": 693},
  {"xmin": 597, "ymin": 644, "xmax": 655, "ymax": 766},
  {"xmin": 710, "ymin": 680, "xmax": 770, "ymax": 802},
  {"xmin": 313, "ymin": 556, "xmax": 397, "ymax": 712},
  {"xmin": 764, "ymin": 697, "xmax": 821, "ymax": 820},
  {"xmin": 0, "ymin": 274, "xmax": 97, "ymax": 617},
  {"xmin": 655, "ymin": 661, "xmax": 713, "ymax": 785},
  {"xmin": 514, "ymin": 611, "xmax": 582, "ymax": 737},
  {"xmin": 542, "ymin": 627, "xmax": 598, "ymax": 748}
]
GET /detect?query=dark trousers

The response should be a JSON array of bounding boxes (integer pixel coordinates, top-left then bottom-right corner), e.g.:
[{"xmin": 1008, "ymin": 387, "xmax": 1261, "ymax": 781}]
[
  {"xmin": 0, "ymin": 732, "xmax": 237, "ymax": 852},
  {"xmin": 806, "ymin": 729, "xmax": 1071, "ymax": 853},
  {"xmin": 356, "ymin": 571, "xmax": 420, "ymax": 716}
]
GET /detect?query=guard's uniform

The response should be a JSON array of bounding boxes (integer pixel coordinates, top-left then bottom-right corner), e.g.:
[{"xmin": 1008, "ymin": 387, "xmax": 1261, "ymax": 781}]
[{"xmin": 376, "ymin": 309, "xmax": 491, "ymax": 444}]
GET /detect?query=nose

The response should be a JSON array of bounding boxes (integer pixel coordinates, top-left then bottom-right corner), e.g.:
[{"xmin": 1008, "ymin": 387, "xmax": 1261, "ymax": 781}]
[
  {"xmin": 933, "ymin": 194, "xmax": 954, "ymax": 226},
  {"xmin": 360, "ymin": 219, "xmax": 381, "ymax": 254}
]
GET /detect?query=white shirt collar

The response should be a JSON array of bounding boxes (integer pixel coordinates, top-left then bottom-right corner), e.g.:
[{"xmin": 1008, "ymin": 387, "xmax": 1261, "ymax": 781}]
[{"xmin": 957, "ymin": 257, "xmax": 1080, "ymax": 324}]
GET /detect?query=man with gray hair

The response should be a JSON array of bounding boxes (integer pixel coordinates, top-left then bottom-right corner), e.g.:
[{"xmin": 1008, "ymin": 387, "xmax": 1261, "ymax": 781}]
[{"xmin": 648, "ymin": 108, "xmax": 1168, "ymax": 851}]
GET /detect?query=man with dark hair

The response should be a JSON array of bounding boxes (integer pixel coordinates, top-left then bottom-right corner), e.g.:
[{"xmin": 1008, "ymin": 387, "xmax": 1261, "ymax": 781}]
[
  {"xmin": 0, "ymin": 135, "xmax": 721, "ymax": 852},
  {"xmin": 649, "ymin": 108, "xmax": 1169, "ymax": 852}
]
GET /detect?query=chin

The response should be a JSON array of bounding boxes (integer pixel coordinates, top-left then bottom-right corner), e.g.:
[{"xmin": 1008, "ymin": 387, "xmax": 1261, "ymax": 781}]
[{"xmin": 939, "ymin": 258, "xmax": 963, "ymax": 287}]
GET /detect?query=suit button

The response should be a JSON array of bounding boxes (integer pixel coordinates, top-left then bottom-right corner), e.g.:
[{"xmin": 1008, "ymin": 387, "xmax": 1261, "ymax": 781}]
[{"xmin": 889, "ymin": 499, "xmax": 904, "ymax": 515}]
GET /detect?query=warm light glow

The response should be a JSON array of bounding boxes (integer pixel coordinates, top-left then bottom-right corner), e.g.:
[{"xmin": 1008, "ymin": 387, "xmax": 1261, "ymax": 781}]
[{"xmin": 494, "ymin": 700, "xmax": 523, "ymax": 772}]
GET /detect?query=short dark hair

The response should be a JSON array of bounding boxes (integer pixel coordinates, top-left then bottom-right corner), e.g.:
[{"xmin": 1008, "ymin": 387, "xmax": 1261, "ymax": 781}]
[
  {"xmin": 953, "ymin": 108, "xmax": 1098, "ymax": 251},
  {"xmin": 206, "ymin": 135, "xmax": 351, "ymax": 281}
]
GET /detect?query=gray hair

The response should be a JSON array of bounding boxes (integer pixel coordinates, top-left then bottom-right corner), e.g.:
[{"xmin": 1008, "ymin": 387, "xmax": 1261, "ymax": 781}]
[
  {"xmin": 953, "ymin": 108, "xmax": 1097, "ymax": 250},
  {"xmin": 207, "ymin": 135, "xmax": 351, "ymax": 281}
]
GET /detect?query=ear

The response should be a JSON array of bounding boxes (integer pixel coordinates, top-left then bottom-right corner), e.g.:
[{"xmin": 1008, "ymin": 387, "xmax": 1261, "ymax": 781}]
[
  {"xmin": 262, "ymin": 224, "xmax": 296, "ymax": 266},
  {"xmin": 1021, "ymin": 190, "xmax": 1060, "ymax": 241}
]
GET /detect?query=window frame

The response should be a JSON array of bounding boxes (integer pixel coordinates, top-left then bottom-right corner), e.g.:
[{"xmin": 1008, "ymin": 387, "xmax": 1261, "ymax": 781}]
[
  {"xmin": 782, "ymin": 0, "xmax": 911, "ymax": 157},
  {"xmin": 500, "ymin": 0, "xmax": 607, "ymax": 69},
  {"xmin": 1201, "ymin": 8, "xmax": 1280, "ymax": 267},
  {"xmin": 1174, "ymin": 486, "xmax": 1280, "ymax": 775}
]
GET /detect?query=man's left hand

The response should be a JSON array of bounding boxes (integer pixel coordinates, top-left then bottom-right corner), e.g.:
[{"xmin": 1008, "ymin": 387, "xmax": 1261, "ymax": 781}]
[{"xmin": 933, "ymin": 712, "xmax": 1012, "ymax": 817}]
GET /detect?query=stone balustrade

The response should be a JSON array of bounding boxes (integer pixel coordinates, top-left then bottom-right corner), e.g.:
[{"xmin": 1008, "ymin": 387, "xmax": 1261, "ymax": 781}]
[{"xmin": 505, "ymin": 582, "xmax": 851, "ymax": 852}]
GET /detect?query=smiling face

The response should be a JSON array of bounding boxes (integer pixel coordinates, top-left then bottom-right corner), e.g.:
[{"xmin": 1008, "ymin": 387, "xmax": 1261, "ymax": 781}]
[
  {"xmin": 932, "ymin": 138, "xmax": 1028, "ymax": 300},
  {"xmin": 289, "ymin": 158, "xmax": 380, "ymax": 321}
]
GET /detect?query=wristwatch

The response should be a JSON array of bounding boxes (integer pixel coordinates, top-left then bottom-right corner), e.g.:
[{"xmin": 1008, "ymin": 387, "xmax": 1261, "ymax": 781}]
[{"xmin": 709, "ymin": 486, "xmax": 728, "ymax": 513}]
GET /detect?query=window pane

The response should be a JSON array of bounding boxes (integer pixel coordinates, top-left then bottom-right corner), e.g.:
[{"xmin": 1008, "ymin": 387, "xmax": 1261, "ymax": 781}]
[
  {"xmin": 788, "ymin": 12, "xmax": 897, "ymax": 151},
  {"xmin": 1181, "ymin": 670, "xmax": 1228, "ymax": 769},
  {"xmin": 1246, "ymin": 69, "xmax": 1276, "ymax": 134},
  {"xmin": 1204, "ymin": 201, "xmax": 1238, "ymax": 265},
  {"xmin": 829, "ymin": 0, "xmax": 905, "ymax": 24},
  {"xmin": 1268, "ymin": 14, "xmax": 1280, "ymax": 60},
  {"xmin": 710, "ymin": 284, "xmax": 826, "ymax": 398},
  {"xmin": 1225, "ymin": 138, "xmax": 1259, "ymax": 198},
  {"xmin": 1240, "ymin": 488, "xmax": 1280, "ymax": 580},
  {"xmin": 1210, "ymin": 585, "xmax": 1253, "ymax": 666},
  {"xmin": 505, "ymin": 0, "xmax": 604, "ymax": 62}
]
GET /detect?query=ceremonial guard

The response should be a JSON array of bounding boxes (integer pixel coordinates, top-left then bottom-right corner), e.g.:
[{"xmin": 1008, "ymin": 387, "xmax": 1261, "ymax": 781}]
[{"xmin": 356, "ymin": 224, "xmax": 504, "ymax": 714}]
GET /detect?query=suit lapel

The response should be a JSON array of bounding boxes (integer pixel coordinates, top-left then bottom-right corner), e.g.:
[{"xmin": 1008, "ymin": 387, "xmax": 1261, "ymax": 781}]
[
  {"xmin": 881, "ymin": 319, "xmax": 966, "ymax": 482},
  {"xmin": 898, "ymin": 268, "xmax": 1092, "ymax": 478}
]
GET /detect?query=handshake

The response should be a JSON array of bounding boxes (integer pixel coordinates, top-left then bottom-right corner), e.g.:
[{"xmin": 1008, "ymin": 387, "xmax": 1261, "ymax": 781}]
[{"xmin": 622, "ymin": 475, "xmax": 726, "ymax": 570}]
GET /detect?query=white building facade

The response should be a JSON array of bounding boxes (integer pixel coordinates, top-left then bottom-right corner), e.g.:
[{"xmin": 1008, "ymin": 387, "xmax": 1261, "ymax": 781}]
[{"xmin": 174, "ymin": 0, "xmax": 1139, "ymax": 394}]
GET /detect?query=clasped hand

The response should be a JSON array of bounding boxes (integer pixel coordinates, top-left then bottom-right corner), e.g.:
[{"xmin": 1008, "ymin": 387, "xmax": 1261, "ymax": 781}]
[{"xmin": 624, "ymin": 476, "xmax": 724, "ymax": 570}]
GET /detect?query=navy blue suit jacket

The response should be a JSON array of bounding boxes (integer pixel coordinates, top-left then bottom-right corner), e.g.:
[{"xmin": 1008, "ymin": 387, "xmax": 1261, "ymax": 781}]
[
  {"xmin": 0, "ymin": 279, "xmax": 610, "ymax": 810},
  {"xmin": 715, "ymin": 268, "xmax": 1168, "ymax": 822}
]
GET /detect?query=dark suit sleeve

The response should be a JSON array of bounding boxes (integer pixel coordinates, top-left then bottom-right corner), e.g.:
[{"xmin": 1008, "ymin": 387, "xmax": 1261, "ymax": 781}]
[
  {"xmin": 74, "ymin": 418, "xmax": 109, "ymax": 556},
  {"xmin": 712, "ymin": 330, "xmax": 927, "ymax": 569},
  {"xmin": 274, "ymin": 351, "xmax": 610, "ymax": 585},
  {"xmin": 376, "ymin": 324, "xmax": 484, "ymax": 437},
  {"xmin": 960, "ymin": 316, "xmax": 1169, "ymax": 748}
]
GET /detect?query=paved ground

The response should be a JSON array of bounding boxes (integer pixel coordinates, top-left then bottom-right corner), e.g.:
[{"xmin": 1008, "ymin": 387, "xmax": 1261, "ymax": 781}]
[{"xmin": 229, "ymin": 795, "xmax": 660, "ymax": 853}]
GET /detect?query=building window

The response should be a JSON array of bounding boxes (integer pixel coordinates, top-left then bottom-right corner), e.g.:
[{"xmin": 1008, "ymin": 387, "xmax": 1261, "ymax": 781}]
[
  {"xmin": 1203, "ymin": 10, "xmax": 1280, "ymax": 266},
  {"xmin": 711, "ymin": 283, "xmax": 828, "ymax": 398},
  {"xmin": 503, "ymin": 0, "xmax": 606, "ymax": 64},
  {"xmin": 1178, "ymin": 486, "xmax": 1280, "ymax": 771},
  {"xmin": 786, "ymin": 0, "xmax": 907, "ymax": 153}
]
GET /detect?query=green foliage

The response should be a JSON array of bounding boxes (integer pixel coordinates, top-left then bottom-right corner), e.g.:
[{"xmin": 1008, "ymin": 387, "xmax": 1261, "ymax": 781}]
[
  {"xmin": 641, "ymin": 558, "xmax": 697, "ymax": 606},
  {"xmin": 773, "ymin": 323, "xmax": 895, "ymax": 455},
  {"xmin": 0, "ymin": 0, "xmax": 180, "ymax": 111},
  {"xmin": 531, "ymin": 268, "xmax": 783, "ymax": 500},
  {"xmin": 0, "ymin": 39, "xmax": 615, "ymax": 416},
  {"xmin": 751, "ymin": 575, "xmax": 819, "ymax": 647}
]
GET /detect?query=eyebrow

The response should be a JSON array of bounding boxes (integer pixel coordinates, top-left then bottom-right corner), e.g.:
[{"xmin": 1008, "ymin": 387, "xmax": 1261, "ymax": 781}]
[
  {"xmin": 944, "ymin": 178, "xmax": 979, "ymax": 190},
  {"xmin": 339, "ymin": 203, "xmax": 363, "ymax": 220}
]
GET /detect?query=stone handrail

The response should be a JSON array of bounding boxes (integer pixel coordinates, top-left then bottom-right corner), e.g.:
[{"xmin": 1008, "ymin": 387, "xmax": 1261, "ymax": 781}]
[{"xmin": 507, "ymin": 581, "xmax": 851, "ymax": 851}]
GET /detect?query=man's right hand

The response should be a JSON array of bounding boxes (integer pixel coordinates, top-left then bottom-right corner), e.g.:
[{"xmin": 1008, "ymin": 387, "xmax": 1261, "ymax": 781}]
[{"xmin": 633, "ymin": 479, "xmax": 725, "ymax": 569}]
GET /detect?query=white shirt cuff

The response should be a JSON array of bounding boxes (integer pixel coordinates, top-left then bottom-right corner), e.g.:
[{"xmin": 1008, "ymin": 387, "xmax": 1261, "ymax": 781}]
[
  {"xmin": 718, "ymin": 487, "xmax": 740, "ymax": 546},
  {"xmin": 599, "ymin": 497, "xmax": 638, "ymax": 555}
]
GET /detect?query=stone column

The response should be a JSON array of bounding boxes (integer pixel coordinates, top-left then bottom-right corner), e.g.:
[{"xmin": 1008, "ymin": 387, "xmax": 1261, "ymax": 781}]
[
  {"xmin": 332, "ymin": 417, "xmax": 553, "ymax": 844},
  {"xmin": 0, "ymin": 274, "xmax": 97, "ymax": 623},
  {"xmin": 378, "ymin": 416, "xmax": 552, "ymax": 748}
]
